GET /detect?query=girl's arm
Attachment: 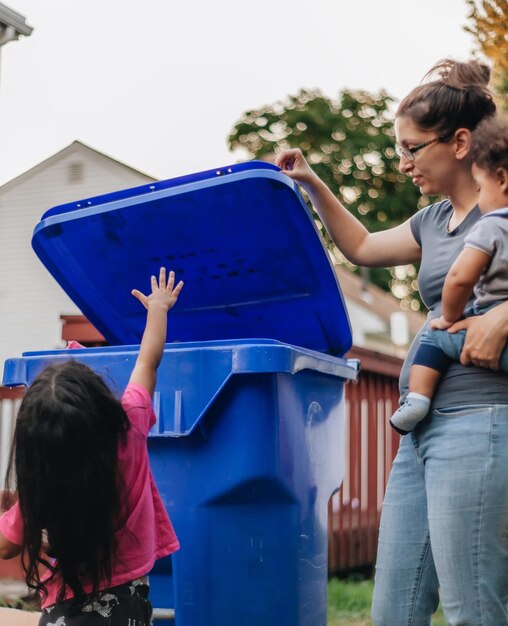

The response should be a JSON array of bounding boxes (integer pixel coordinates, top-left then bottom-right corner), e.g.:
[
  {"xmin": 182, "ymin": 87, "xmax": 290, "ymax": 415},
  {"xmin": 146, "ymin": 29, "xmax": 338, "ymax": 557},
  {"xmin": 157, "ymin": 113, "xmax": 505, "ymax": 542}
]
[
  {"xmin": 129, "ymin": 268, "xmax": 184, "ymax": 398},
  {"xmin": 431, "ymin": 247, "xmax": 490, "ymax": 329},
  {"xmin": 0, "ymin": 533, "xmax": 21, "ymax": 559},
  {"xmin": 275, "ymin": 149, "xmax": 422, "ymax": 267},
  {"xmin": 0, "ymin": 495, "xmax": 22, "ymax": 559}
]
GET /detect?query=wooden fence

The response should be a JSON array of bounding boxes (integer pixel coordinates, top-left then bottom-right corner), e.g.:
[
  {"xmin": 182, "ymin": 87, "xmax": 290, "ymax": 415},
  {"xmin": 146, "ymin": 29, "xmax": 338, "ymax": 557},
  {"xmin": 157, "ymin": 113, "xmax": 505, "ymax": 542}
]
[
  {"xmin": 0, "ymin": 387, "xmax": 23, "ymax": 490},
  {"xmin": 0, "ymin": 345, "xmax": 402, "ymax": 577},
  {"xmin": 328, "ymin": 346, "xmax": 402, "ymax": 573}
]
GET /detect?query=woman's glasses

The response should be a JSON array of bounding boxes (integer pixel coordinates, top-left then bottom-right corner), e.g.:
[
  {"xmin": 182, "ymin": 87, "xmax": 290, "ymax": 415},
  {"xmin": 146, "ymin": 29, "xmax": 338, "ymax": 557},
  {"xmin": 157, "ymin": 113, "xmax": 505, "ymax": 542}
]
[{"xmin": 395, "ymin": 133, "xmax": 453, "ymax": 161}]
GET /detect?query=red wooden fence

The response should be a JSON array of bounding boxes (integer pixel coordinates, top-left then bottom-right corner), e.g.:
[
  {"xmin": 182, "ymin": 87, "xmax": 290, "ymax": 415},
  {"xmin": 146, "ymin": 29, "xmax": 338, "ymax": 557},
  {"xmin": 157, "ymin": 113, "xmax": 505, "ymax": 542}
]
[
  {"xmin": 0, "ymin": 387, "xmax": 25, "ymax": 582},
  {"xmin": 328, "ymin": 346, "xmax": 402, "ymax": 573}
]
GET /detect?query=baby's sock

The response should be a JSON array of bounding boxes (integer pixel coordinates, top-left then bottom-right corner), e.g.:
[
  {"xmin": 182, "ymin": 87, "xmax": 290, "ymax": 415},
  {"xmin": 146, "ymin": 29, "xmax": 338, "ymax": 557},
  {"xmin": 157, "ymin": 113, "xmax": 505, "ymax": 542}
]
[{"xmin": 390, "ymin": 392, "xmax": 431, "ymax": 435}]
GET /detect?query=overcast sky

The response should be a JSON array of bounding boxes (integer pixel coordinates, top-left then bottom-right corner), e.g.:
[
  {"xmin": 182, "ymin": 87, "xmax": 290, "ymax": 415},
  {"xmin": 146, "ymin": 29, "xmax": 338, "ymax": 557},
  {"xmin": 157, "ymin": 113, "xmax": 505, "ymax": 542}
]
[{"xmin": 0, "ymin": 0, "xmax": 475, "ymax": 186}]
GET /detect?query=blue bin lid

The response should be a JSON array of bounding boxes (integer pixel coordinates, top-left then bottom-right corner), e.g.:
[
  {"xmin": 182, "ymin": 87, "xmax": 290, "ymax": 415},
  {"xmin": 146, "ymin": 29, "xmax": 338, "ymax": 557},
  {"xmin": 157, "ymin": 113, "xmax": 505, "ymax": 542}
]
[{"xmin": 32, "ymin": 161, "xmax": 352, "ymax": 356}]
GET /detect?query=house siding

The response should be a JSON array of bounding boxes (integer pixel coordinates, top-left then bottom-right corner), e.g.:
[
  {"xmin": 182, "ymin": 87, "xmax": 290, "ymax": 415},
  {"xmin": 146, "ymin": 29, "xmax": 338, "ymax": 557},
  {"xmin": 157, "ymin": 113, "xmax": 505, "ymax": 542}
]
[{"xmin": 0, "ymin": 142, "xmax": 154, "ymax": 377}]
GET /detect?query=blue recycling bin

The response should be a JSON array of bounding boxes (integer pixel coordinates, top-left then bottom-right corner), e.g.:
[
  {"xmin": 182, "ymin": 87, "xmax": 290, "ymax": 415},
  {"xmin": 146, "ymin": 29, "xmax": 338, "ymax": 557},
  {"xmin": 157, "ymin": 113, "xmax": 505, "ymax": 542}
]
[{"xmin": 3, "ymin": 161, "xmax": 358, "ymax": 625}]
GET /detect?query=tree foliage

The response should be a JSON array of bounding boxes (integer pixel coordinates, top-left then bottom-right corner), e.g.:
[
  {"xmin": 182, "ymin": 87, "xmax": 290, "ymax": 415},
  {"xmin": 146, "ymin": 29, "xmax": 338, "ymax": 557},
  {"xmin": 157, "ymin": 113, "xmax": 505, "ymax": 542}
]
[
  {"xmin": 465, "ymin": 0, "xmax": 508, "ymax": 108},
  {"xmin": 228, "ymin": 89, "xmax": 427, "ymax": 310}
]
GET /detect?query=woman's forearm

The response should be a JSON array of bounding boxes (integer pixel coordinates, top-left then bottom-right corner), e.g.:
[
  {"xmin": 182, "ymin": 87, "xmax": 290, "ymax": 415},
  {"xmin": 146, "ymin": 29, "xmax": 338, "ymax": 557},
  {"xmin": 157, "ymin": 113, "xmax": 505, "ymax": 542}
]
[
  {"xmin": 302, "ymin": 177, "xmax": 421, "ymax": 266},
  {"xmin": 483, "ymin": 300, "xmax": 508, "ymax": 338},
  {"xmin": 276, "ymin": 148, "xmax": 421, "ymax": 267},
  {"xmin": 302, "ymin": 177, "xmax": 370, "ymax": 263}
]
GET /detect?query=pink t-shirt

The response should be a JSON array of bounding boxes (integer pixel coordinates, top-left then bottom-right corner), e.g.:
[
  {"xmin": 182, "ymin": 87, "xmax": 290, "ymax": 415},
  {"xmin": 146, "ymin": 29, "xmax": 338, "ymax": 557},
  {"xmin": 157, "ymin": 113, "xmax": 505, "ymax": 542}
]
[{"xmin": 0, "ymin": 382, "xmax": 179, "ymax": 608}]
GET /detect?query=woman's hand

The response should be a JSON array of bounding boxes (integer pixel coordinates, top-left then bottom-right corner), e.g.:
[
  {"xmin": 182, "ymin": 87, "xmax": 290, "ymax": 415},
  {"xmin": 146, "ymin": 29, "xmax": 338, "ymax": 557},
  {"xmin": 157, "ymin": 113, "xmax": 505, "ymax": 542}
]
[
  {"xmin": 448, "ymin": 303, "xmax": 508, "ymax": 369},
  {"xmin": 274, "ymin": 148, "xmax": 319, "ymax": 189}
]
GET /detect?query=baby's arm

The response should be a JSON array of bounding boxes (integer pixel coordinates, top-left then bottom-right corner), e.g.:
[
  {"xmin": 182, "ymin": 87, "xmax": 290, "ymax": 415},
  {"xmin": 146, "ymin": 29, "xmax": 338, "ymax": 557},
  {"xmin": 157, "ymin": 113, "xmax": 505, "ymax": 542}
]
[
  {"xmin": 129, "ymin": 268, "xmax": 184, "ymax": 398},
  {"xmin": 431, "ymin": 247, "xmax": 490, "ymax": 330}
]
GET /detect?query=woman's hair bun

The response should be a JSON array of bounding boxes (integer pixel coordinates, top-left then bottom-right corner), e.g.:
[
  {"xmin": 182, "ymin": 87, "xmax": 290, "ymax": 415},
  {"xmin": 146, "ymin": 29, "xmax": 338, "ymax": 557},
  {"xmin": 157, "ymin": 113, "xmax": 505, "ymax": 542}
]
[
  {"xmin": 397, "ymin": 57, "xmax": 496, "ymax": 135},
  {"xmin": 426, "ymin": 58, "xmax": 491, "ymax": 90}
]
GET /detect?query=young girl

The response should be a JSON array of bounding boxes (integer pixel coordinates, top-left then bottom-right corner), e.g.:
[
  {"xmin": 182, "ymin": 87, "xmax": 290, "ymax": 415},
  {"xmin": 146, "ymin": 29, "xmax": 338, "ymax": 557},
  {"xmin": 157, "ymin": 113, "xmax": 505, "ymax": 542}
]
[
  {"xmin": 390, "ymin": 114, "xmax": 508, "ymax": 433},
  {"xmin": 276, "ymin": 60, "xmax": 508, "ymax": 625},
  {"xmin": 0, "ymin": 268, "xmax": 183, "ymax": 625}
]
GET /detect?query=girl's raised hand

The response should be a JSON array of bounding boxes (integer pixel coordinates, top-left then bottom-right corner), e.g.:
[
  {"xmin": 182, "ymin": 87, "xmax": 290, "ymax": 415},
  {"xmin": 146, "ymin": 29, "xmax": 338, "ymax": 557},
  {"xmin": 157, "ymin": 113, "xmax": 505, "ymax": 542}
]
[{"xmin": 131, "ymin": 268, "xmax": 184, "ymax": 312}]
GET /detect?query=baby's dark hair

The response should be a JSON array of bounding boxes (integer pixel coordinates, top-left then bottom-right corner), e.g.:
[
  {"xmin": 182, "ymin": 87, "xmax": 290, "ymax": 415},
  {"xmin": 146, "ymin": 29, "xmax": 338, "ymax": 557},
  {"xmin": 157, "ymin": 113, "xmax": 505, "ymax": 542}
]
[
  {"xmin": 397, "ymin": 58, "xmax": 496, "ymax": 136},
  {"xmin": 471, "ymin": 115, "xmax": 508, "ymax": 173},
  {"xmin": 4, "ymin": 360, "xmax": 129, "ymax": 602}
]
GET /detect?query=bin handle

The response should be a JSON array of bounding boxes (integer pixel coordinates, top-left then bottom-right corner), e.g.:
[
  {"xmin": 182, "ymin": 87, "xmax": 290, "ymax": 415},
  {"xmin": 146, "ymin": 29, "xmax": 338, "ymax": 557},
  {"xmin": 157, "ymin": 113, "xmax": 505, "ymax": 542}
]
[{"xmin": 346, "ymin": 358, "xmax": 361, "ymax": 383}]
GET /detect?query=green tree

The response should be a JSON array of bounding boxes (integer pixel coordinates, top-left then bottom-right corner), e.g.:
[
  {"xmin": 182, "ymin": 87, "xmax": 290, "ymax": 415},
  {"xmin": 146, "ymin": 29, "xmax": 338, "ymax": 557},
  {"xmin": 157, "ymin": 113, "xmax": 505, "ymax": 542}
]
[
  {"xmin": 465, "ymin": 0, "xmax": 508, "ymax": 109},
  {"xmin": 228, "ymin": 89, "xmax": 427, "ymax": 310}
]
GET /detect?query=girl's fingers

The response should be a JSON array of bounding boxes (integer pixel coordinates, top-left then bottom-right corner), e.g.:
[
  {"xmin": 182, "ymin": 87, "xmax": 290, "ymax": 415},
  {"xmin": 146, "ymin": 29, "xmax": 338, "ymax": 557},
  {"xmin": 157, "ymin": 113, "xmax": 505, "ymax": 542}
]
[
  {"xmin": 143, "ymin": 269, "xmax": 182, "ymax": 298},
  {"xmin": 166, "ymin": 270, "xmax": 175, "ymax": 291},
  {"xmin": 159, "ymin": 267, "xmax": 166, "ymax": 287},
  {"xmin": 131, "ymin": 289, "xmax": 148, "ymax": 306},
  {"xmin": 173, "ymin": 280, "xmax": 184, "ymax": 297}
]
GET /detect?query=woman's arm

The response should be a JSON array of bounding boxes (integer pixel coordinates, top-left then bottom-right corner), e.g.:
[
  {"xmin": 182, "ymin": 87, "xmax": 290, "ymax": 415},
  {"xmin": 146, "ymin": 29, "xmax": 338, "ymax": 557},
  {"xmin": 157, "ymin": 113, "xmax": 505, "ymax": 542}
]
[
  {"xmin": 129, "ymin": 268, "xmax": 184, "ymax": 398},
  {"xmin": 448, "ymin": 300, "xmax": 508, "ymax": 369},
  {"xmin": 275, "ymin": 149, "xmax": 422, "ymax": 267}
]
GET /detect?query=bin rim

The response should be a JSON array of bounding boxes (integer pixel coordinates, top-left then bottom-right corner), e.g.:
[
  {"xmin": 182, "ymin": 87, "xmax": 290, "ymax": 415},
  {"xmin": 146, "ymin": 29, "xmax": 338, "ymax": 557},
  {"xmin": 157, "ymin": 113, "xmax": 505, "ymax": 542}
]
[{"xmin": 2, "ymin": 338, "xmax": 358, "ymax": 436}]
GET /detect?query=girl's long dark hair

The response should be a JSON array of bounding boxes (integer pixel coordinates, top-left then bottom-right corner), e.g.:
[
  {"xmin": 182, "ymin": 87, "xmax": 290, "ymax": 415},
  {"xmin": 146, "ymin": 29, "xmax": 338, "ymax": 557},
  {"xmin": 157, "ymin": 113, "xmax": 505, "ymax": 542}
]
[{"xmin": 3, "ymin": 360, "xmax": 129, "ymax": 603}]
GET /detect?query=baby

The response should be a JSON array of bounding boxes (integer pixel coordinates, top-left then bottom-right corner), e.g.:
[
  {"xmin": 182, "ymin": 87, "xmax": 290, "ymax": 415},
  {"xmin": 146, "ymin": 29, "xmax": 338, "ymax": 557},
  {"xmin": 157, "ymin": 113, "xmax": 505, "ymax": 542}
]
[{"xmin": 391, "ymin": 114, "xmax": 508, "ymax": 434}]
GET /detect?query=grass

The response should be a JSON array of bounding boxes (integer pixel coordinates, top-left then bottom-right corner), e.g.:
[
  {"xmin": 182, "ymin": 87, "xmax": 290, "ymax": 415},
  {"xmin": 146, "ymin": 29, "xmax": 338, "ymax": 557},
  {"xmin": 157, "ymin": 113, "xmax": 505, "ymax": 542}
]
[
  {"xmin": 0, "ymin": 575, "xmax": 449, "ymax": 624},
  {"xmin": 327, "ymin": 577, "xmax": 373, "ymax": 626},
  {"xmin": 0, "ymin": 595, "xmax": 39, "ymax": 612},
  {"xmin": 327, "ymin": 577, "xmax": 447, "ymax": 626}
]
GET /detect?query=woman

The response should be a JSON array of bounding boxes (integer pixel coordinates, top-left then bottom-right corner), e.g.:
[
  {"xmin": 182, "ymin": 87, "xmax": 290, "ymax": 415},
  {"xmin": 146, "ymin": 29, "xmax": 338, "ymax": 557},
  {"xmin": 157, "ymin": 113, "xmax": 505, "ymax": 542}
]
[{"xmin": 276, "ymin": 59, "xmax": 508, "ymax": 626}]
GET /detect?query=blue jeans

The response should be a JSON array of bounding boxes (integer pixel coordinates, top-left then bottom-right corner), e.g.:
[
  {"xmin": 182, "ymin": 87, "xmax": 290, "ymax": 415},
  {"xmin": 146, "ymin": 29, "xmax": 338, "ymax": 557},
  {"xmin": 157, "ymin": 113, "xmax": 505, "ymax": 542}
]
[
  {"xmin": 371, "ymin": 404, "xmax": 508, "ymax": 626},
  {"xmin": 419, "ymin": 327, "xmax": 508, "ymax": 372}
]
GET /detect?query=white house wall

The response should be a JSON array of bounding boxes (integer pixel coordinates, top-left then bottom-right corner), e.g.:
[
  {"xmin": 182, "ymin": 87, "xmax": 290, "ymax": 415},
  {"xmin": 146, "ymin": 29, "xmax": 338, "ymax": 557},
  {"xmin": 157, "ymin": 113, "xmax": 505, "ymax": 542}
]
[
  {"xmin": 0, "ymin": 143, "xmax": 154, "ymax": 378},
  {"xmin": 345, "ymin": 300, "xmax": 386, "ymax": 348}
]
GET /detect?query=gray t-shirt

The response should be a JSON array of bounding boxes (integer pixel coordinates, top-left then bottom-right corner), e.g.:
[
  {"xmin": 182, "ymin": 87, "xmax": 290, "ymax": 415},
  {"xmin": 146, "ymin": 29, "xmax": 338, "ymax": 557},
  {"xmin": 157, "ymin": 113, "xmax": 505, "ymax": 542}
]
[
  {"xmin": 464, "ymin": 208, "xmax": 508, "ymax": 308},
  {"xmin": 399, "ymin": 199, "xmax": 508, "ymax": 408}
]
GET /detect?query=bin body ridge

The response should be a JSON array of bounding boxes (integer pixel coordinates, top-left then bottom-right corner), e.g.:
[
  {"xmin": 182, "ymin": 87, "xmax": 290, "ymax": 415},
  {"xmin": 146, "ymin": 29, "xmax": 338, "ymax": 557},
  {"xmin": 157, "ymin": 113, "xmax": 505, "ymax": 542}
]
[
  {"xmin": 148, "ymin": 362, "xmax": 347, "ymax": 625},
  {"xmin": 3, "ymin": 340, "xmax": 353, "ymax": 626}
]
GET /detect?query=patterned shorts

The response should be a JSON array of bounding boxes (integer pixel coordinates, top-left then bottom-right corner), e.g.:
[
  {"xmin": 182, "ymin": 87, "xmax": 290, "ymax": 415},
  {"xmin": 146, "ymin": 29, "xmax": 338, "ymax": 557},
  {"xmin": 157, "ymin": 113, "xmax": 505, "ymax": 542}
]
[{"xmin": 39, "ymin": 578, "xmax": 152, "ymax": 626}]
